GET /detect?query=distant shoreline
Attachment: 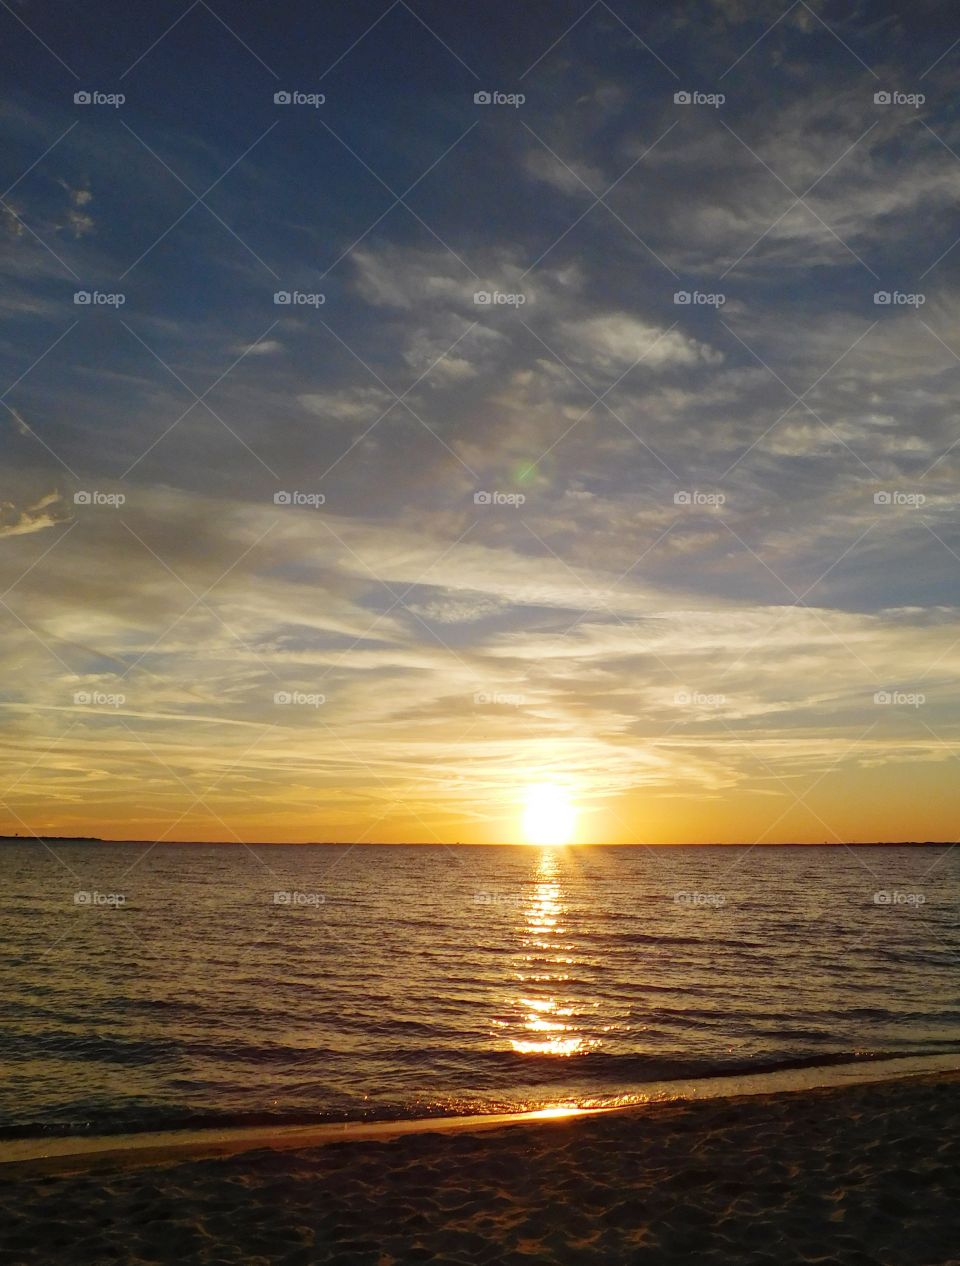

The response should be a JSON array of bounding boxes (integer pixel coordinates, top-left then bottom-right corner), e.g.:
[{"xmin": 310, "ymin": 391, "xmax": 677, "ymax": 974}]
[
  {"xmin": 0, "ymin": 836, "xmax": 955, "ymax": 847},
  {"xmin": 0, "ymin": 836, "xmax": 104, "ymax": 844}
]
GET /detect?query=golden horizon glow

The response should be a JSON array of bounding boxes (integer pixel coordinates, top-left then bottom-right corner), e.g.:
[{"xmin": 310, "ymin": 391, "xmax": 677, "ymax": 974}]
[{"xmin": 521, "ymin": 784, "xmax": 577, "ymax": 846}]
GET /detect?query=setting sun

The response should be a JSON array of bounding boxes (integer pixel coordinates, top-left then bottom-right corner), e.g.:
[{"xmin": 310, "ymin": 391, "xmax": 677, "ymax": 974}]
[{"xmin": 522, "ymin": 784, "xmax": 577, "ymax": 846}]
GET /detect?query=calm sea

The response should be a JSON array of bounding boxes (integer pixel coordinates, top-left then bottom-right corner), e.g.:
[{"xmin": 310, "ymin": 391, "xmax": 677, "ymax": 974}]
[{"xmin": 1, "ymin": 842, "xmax": 958, "ymax": 1138}]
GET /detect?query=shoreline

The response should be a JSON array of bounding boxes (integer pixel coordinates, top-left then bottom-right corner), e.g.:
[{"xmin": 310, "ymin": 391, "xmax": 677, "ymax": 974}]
[
  {"xmin": 5, "ymin": 1049, "xmax": 960, "ymax": 1178},
  {"xmin": 2, "ymin": 1070, "xmax": 959, "ymax": 1265}
]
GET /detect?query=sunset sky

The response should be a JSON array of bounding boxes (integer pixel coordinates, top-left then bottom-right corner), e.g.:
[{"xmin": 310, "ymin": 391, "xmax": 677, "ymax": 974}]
[{"xmin": 2, "ymin": 0, "xmax": 960, "ymax": 844}]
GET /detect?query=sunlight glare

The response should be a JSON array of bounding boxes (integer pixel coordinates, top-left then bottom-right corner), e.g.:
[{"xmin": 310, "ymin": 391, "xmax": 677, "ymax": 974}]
[{"xmin": 522, "ymin": 784, "xmax": 576, "ymax": 846}]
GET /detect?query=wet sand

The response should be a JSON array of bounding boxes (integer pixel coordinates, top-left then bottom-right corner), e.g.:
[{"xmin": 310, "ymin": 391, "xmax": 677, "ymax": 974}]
[{"xmin": 2, "ymin": 1072, "xmax": 959, "ymax": 1265}]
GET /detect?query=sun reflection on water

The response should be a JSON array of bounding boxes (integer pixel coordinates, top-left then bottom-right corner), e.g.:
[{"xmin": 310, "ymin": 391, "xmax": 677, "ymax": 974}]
[{"xmin": 507, "ymin": 847, "xmax": 596, "ymax": 1058}]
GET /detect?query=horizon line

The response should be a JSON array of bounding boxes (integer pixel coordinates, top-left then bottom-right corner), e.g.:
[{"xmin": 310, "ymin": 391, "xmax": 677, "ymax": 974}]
[{"xmin": 0, "ymin": 836, "xmax": 956, "ymax": 848}]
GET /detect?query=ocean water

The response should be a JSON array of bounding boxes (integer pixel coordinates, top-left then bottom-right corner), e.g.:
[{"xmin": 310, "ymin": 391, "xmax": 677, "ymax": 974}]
[{"xmin": 1, "ymin": 842, "xmax": 958, "ymax": 1139}]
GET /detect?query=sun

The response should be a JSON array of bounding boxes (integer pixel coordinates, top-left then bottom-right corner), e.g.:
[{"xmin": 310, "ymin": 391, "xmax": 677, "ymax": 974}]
[{"xmin": 522, "ymin": 784, "xmax": 576, "ymax": 846}]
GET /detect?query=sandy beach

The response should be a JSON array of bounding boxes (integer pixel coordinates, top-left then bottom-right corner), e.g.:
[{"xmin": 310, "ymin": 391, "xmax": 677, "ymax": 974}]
[{"xmin": 2, "ymin": 1072, "xmax": 959, "ymax": 1265}]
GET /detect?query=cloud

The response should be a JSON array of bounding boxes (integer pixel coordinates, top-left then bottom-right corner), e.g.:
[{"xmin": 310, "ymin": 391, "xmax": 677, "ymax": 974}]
[
  {"xmin": 236, "ymin": 338, "xmax": 283, "ymax": 357},
  {"xmin": 564, "ymin": 314, "xmax": 724, "ymax": 371},
  {"xmin": 298, "ymin": 386, "xmax": 394, "ymax": 424},
  {"xmin": 59, "ymin": 182, "xmax": 95, "ymax": 238},
  {"xmin": 5, "ymin": 406, "xmax": 33, "ymax": 437},
  {"xmin": 1, "ymin": 203, "xmax": 24, "ymax": 238},
  {"xmin": 0, "ymin": 490, "xmax": 67, "ymax": 538}
]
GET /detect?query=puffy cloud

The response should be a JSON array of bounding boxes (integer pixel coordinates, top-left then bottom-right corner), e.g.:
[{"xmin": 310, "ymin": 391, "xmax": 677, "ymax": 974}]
[{"xmin": 563, "ymin": 313, "xmax": 724, "ymax": 371}]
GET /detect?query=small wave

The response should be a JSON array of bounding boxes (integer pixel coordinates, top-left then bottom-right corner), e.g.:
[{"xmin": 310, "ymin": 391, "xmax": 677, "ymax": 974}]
[{"xmin": 4, "ymin": 1048, "xmax": 958, "ymax": 1143}]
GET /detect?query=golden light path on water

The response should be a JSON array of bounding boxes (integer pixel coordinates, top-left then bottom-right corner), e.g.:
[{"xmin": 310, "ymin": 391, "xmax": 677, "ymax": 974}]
[{"xmin": 508, "ymin": 846, "xmax": 597, "ymax": 1058}]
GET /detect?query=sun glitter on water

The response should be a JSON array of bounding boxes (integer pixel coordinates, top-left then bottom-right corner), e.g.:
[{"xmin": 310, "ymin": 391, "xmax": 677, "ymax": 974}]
[{"xmin": 522, "ymin": 784, "xmax": 577, "ymax": 846}]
